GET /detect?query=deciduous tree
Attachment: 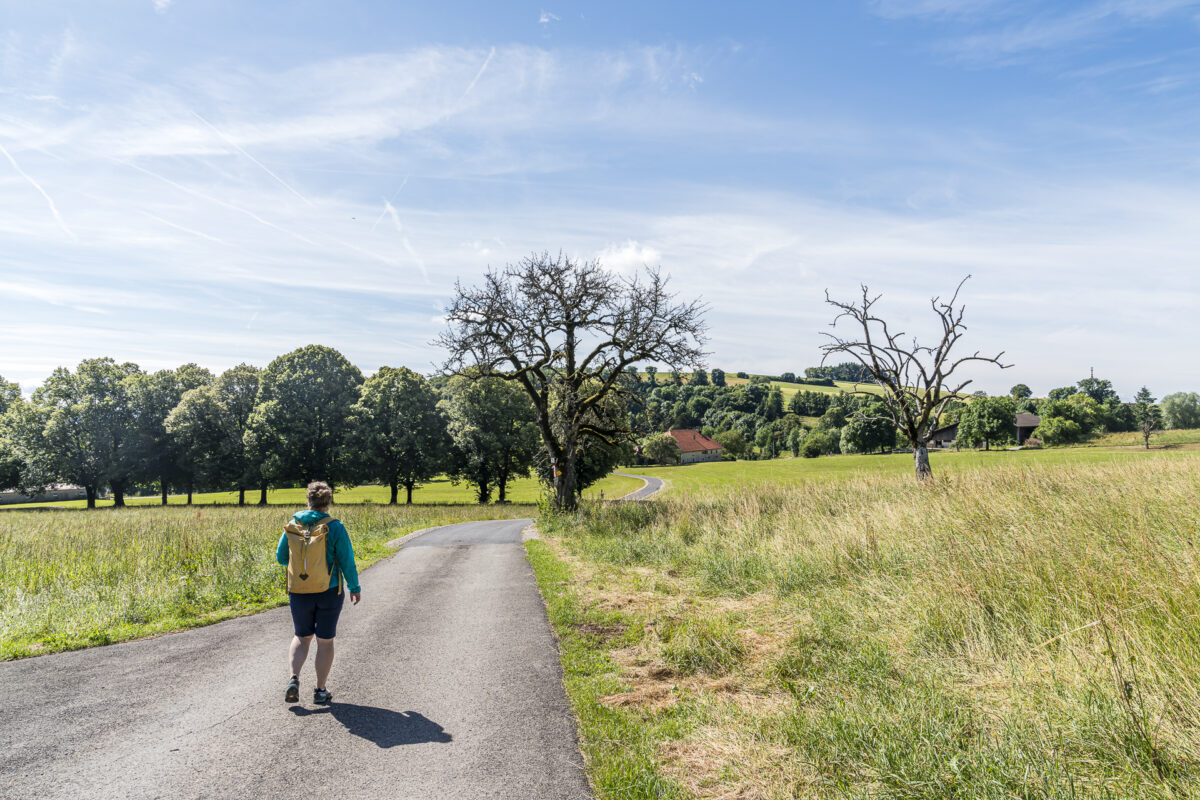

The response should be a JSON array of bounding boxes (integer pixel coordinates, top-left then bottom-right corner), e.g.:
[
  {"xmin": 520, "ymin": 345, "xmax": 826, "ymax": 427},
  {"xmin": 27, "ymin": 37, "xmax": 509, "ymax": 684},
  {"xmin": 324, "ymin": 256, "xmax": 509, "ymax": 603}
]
[
  {"xmin": 1076, "ymin": 376, "xmax": 1118, "ymax": 404},
  {"xmin": 245, "ymin": 345, "xmax": 363, "ymax": 487},
  {"xmin": 1161, "ymin": 392, "xmax": 1200, "ymax": 430},
  {"xmin": 820, "ymin": 277, "xmax": 1010, "ymax": 479},
  {"xmin": 439, "ymin": 251, "xmax": 706, "ymax": 511},
  {"xmin": 32, "ymin": 359, "xmax": 144, "ymax": 507},
  {"xmin": 347, "ymin": 367, "xmax": 450, "ymax": 504},
  {"xmin": 840, "ymin": 402, "xmax": 897, "ymax": 454},
  {"xmin": 164, "ymin": 365, "xmax": 262, "ymax": 504},
  {"xmin": 643, "ymin": 433, "xmax": 681, "ymax": 465},
  {"xmin": 1132, "ymin": 387, "xmax": 1161, "ymax": 449},
  {"xmin": 0, "ymin": 376, "xmax": 22, "ymax": 491},
  {"xmin": 439, "ymin": 374, "xmax": 538, "ymax": 503},
  {"xmin": 132, "ymin": 364, "xmax": 213, "ymax": 504},
  {"xmin": 956, "ymin": 395, "xmax": 1016, "ymax": 450}
]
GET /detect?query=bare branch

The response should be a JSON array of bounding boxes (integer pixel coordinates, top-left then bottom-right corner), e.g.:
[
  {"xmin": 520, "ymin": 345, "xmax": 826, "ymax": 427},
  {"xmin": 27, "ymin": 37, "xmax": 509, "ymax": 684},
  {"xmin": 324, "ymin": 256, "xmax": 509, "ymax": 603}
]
[{"xmin": 820, "ymin": 276, "xmax": 1010, "ymax": 480}]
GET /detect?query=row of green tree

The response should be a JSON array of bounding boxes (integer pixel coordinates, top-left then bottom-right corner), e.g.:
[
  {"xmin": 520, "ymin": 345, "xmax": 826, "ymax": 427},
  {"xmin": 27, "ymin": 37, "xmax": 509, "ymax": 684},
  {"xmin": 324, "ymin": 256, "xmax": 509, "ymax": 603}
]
[
  {"xmin": 956, "ymin": 379, "xmax": 1195, "ymax": 448},
  {"xmin": 623, "ymin": 371, "xmax": 1197, "ymax": 464},
  {"xmin": 0, "ymin": 345, "xmax": 628, "ymax": 508}
]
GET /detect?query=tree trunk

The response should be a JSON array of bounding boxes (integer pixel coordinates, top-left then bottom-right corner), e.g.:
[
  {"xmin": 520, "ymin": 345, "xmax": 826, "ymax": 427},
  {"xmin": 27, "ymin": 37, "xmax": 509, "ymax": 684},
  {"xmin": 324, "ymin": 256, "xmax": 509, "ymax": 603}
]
[
  {"xmin": 477, "ymin": 478, "xmax": 490, "ymax": 504},
  {"xmin": 405, "ymin": 482, "xmax": 414, "ymax": 505},
  {"xmin": 555, "ymin": 451, "xmax": 579, "ymax": 511},
  {"xmin": 160, "ymin": 475, "xmax": 168, "ymax": 505},
  {"xmin": 86, "ymin": 485, "xmax": 97, "ymax": 509},
  {"xmin": 389, "ymin": 479, "xmax": 398, "ymax": 505},
  {"xmin": 112, "ymin": 481, "xmax": 126, "ymax": 508},
  {"xmin": 259, "ymin": 483, "xmax": 268, "ymax": 505},
  {"xmin": 186, "ymin": 478, "xmax": 194, "ymax": 506},
  {"xmin": 238, "ymin": 487, "xmax": 245, "ymax": 506},
  {"xmin": 498, "ymin": 475, "xmax": 507, "ymax": 504},
  {"xmin": 914, "ymin": 445, "xmax": 932, "ymax": 480}
]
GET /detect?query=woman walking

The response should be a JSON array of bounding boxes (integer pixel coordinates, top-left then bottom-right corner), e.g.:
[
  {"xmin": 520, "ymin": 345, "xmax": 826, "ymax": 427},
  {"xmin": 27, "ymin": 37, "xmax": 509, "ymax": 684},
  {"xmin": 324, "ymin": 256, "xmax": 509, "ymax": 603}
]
[{"xmin": 276, "ymin": 481, "xmax": 361, "ymax": 704}]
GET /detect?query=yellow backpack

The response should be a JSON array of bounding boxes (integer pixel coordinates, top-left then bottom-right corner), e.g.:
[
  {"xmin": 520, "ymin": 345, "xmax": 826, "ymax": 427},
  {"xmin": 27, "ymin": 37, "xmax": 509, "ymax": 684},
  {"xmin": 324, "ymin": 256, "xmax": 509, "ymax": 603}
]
[{"xmin": 283, "ymin": 517, "xmax": 340, "ymax": 594}]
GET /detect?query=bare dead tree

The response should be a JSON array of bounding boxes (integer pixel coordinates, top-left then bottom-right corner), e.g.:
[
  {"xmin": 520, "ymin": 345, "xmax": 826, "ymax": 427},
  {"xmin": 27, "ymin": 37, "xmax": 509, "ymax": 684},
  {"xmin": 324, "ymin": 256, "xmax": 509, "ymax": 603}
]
[
  {"xmin": 438, "ymin": 251, "xmax": 707, "ymax": 511},
  {"xmin": 820, "ymin": 276, "xmax": 1010, "ymax": 480}
]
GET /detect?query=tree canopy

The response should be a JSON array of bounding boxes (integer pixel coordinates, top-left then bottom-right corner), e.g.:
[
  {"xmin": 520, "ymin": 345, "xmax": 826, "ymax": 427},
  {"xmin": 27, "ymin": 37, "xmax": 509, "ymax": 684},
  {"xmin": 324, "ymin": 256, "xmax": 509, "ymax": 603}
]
[{"xmin": 439, "ymin": 251, "xmax": 706, "ymax": 510}]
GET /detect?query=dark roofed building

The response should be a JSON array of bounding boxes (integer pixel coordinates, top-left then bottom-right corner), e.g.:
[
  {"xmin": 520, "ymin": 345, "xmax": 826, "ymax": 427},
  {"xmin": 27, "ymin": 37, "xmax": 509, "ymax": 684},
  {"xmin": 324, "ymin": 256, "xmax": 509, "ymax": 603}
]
[
  {"xmin": 667, "ymin": 429, "xmax": 723, "ymax": 463},
  {"xmin": 1015, "ymin": 412, "xmax": 1041, "ymax": 445},
  {"xmin": 929, "ymin": 412, "xmax": 1042, "ymax": 449}
]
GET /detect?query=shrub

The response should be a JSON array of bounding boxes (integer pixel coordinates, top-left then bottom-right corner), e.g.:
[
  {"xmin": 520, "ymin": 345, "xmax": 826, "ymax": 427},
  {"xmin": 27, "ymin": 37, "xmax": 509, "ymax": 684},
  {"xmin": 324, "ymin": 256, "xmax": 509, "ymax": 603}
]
[{"xmin": 1033, "ymin": 416, "xmax": 1084, "ymax": 446}]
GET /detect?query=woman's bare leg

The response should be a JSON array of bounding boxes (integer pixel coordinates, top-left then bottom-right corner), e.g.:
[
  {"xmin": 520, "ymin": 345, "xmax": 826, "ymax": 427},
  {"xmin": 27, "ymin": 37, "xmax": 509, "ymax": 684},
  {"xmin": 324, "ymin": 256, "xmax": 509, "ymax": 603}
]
[
  {"xmin": 315, "ymin": 637, "xmax": 335, "ymax": 689},
  {"xmin": 290, "ymin": 635, "xmax": 313, "ymax": 676}
]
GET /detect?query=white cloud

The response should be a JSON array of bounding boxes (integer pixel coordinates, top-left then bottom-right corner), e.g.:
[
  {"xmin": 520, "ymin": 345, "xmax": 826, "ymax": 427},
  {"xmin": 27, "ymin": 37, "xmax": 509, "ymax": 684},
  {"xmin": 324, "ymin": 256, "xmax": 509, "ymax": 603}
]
[
  {"xmin": 153, "ymin": 0, "xmax": 173, "ymax": 13},
  {"xmin": 597, "ymin": 240, "xmax": 663, "ymax": 275},
  {"xmin": 539, "ymin": 11, "xmax": 560, "ymax": 24}
]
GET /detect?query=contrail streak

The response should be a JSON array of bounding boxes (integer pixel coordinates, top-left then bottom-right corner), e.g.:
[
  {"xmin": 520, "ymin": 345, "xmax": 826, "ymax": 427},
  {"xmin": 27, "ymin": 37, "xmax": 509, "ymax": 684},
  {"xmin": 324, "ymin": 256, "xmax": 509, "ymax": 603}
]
[
  {"xmin": 0, "ymin": 141, "xmax": 77, "ymax": 241},
  {"xmin": 370, "ymin": 177, "xmax": 409, "ymax": 232},
  {"xmin": 381, "ymin": 200, "xmax": 430, "ymax": 283},
  {"xmin": 117, "ymin": 158, "xmax": 320, "ymax": 248},
  {"xmin": 142, "ymin": 210, "xmax": 232, "ymax": 246},
  {"xmin": 191, "ymin": 111, "xmax": 313, "ymax": 205},
  {"xmin": 461, "ymin": 47, "xmax": 495, "ymax": 99}
]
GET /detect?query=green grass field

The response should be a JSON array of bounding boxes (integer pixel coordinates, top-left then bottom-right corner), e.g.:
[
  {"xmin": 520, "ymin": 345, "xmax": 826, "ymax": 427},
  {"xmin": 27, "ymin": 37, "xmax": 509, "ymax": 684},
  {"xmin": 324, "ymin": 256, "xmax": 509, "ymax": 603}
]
[
  {"xmin": 533, "ymin": 448, "xmax": 1200, "ymax": 798},
  {"xmin": 631, "ymin": 441, "xmax": 1200, "ymax": 496},
  {"xmin": 641, "ymin": 371, "xmax": 878, "ymax": 402},
  {"xmin": 2, "ymin": 472, "xmax": 644, "ymax": 510},
  {"xmin": 0, "ymin": 503, "xmax": 540, "ymax": 660}
]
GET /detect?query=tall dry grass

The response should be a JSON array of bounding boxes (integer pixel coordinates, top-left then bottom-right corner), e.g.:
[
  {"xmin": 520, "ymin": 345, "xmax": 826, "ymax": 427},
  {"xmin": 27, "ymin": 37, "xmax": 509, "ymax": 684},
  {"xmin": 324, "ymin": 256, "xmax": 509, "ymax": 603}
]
[{"xmin": 541, "ymin": 457, "xmax": 1200, "ymax": 798}]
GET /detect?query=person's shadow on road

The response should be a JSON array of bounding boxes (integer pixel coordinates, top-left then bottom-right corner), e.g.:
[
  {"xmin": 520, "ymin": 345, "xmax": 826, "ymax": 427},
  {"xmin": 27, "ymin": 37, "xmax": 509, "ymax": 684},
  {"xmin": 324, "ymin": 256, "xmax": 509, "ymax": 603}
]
[{"xmin": 290, "ymin": 704, "xmax": 452, "ymax": 748}]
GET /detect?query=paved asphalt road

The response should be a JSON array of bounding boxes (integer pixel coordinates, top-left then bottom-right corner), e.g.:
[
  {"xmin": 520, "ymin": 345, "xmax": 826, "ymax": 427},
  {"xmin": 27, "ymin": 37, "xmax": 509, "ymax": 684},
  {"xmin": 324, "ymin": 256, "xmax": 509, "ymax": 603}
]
[
  {"xmin": 0, "ymin": 518, "xmax": 592, "ymax": 800},
  {"xmin": 612, "ymin": 471, "xmax": 664, "ymax": 500}
]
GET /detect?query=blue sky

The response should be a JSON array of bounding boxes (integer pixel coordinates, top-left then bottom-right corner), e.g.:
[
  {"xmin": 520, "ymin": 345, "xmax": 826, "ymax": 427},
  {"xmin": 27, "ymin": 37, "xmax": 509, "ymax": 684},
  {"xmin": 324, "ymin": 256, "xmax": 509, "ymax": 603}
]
[{"xmin": 2, "ymin": 1, "xmax": 1198, "ymax": 398}]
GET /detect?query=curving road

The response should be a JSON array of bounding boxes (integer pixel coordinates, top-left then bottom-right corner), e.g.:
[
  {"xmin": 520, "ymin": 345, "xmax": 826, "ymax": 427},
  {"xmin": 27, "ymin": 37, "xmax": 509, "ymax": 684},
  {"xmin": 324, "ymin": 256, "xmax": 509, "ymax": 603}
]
[
  {"xmin": 612, "ymin": 471, "xmax": 665, "ymax": 501},
  {"xmin": 0, "ymin": 519, "xmax": 591, "ymax": 800}
]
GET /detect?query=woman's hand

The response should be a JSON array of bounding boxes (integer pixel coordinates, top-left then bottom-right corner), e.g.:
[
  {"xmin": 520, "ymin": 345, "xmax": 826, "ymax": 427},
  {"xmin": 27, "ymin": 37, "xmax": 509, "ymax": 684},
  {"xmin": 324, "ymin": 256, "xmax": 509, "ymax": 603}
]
[{"xmin": 350, "ymin": 592, "xmax": 361, "ymax": 606}]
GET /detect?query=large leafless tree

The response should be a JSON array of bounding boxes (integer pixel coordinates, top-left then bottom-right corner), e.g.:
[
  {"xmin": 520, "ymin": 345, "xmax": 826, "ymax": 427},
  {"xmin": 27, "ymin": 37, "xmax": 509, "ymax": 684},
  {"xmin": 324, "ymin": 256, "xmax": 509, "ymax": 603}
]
[
  {"xmin": 820, "ymin": 277, "xmax": 1010, "ymax": 480},
  {"xmin": 438, "ymin": 251, "xmax": 707, "ymax": 510}
]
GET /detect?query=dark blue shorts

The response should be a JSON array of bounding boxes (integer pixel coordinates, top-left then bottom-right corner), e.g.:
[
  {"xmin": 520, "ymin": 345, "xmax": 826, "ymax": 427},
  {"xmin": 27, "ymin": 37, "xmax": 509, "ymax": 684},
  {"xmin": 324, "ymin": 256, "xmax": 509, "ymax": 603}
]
[{"xmin": 288, "ymin": 586, "xmax": 344, "ymax": 639}]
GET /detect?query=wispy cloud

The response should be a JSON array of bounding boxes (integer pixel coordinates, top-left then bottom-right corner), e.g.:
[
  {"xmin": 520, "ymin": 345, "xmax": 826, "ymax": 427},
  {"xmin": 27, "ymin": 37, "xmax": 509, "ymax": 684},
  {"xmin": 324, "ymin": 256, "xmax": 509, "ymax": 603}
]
[
  {"xmin": 539, "ymin": 10, "xmax": 561, "ymax": 24},
  {"xmin": 153, "ymin": 0, "xmax": 173, "ymax": 14},
  {"xmin": 942, "ymin": 1, "xmax": 1200, "ymax": 64}
]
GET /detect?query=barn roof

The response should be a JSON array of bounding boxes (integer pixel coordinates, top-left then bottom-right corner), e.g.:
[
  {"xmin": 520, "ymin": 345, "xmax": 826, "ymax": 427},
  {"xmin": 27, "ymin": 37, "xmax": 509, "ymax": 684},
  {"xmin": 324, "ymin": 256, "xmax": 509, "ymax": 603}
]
[
  {"xmin": 667, "ymin": 429, "xmax": 723, "ymax": 452},
  {"xmin": 1015, "ymin": 412, "xmax": 1041, "ymax": 428}
]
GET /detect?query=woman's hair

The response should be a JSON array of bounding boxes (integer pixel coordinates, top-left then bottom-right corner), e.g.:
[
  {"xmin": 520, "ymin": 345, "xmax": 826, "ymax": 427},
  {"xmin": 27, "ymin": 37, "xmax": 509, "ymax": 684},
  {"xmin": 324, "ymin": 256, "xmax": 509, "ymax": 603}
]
[{"xmin": 306, "ymin": 481, "xmax": 333, "ymax": 510}]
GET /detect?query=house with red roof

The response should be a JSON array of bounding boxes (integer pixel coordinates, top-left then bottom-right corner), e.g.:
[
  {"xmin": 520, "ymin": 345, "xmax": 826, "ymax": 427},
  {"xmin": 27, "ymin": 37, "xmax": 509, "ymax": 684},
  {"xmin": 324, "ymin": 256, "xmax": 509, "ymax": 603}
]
[{"xmin": 667, "ymin": 429, "xmax": 723, "ymax": 464}]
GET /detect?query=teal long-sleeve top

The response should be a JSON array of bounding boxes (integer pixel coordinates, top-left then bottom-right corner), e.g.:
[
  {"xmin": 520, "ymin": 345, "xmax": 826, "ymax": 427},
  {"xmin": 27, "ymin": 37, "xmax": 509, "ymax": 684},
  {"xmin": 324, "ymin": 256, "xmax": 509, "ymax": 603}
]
[{"xmin": 276, "ymin": 510, "xmax": 361, "ymax": 594}]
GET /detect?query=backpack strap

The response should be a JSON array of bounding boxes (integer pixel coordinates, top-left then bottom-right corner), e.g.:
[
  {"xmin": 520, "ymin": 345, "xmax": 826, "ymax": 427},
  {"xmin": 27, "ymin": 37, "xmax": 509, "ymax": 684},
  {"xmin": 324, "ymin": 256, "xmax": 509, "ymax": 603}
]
[{"xmin": 321, "ymin": 516, "xmax": 343, "ymax": 593}]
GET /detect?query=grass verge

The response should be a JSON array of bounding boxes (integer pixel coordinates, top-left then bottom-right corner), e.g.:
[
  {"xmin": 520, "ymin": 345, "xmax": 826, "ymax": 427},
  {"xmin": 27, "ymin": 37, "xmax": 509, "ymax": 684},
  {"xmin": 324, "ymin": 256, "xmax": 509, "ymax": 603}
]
[{"xmin": 527, "ymin": 538, "xmax": 691, "ymax": 799}]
